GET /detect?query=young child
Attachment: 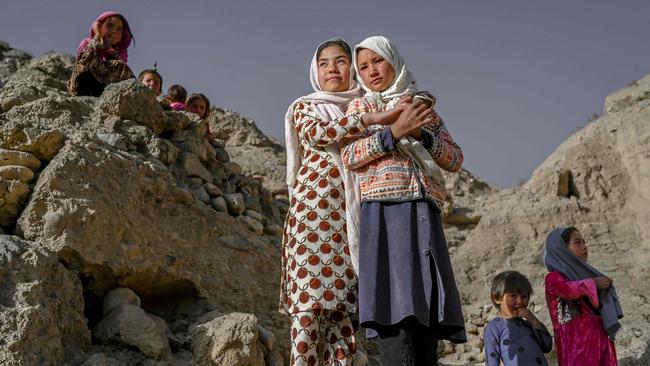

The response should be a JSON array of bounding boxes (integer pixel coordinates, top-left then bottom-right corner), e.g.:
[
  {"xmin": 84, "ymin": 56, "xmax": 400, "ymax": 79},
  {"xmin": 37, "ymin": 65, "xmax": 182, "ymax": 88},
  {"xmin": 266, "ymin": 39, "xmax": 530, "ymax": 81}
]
[
  {"xmin": 341, "ymin": 36, "xmax": 466, "ymax": 365},
  {"xmin": 138, "ymin": 68, "xmax": 163, "ymax": 96},
  {"xmin": 544, "ymin": 227, "xmax": 622, "ymax": 366},
  {"xmin": 484, "ymin": 271, "xmax": 552, "ymax": 366},
  {"xmin": 186, "ymin": 93, "xmax": 211, "ymax": 119},
  {"xmin": 186, "ymin": 93, "xmax": 212, "ymax": 137},
  {"xmin": 68, "ymin": 11, "xmax": 135, "ymax": 97},
  {"xmin": 164, "ymin": 85, "xmax": 187, "ymax": 111}
]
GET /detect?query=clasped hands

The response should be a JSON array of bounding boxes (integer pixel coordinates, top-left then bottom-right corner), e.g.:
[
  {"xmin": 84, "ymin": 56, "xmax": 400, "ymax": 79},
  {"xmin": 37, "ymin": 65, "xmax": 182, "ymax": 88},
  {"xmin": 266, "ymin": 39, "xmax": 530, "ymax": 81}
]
[{"xmin": 361, "ymin": 95, "xmax": 437, "ymax": 140}]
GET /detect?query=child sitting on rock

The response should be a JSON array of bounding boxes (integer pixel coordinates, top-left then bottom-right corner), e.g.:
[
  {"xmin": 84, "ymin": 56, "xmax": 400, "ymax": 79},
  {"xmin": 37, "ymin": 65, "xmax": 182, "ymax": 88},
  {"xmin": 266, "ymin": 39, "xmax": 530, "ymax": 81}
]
[
  {"xmin": 163, "ymin": 84, "xmax": 187, "ymax": 111},
  {"xmin": 483, "ymin": 271, "xmax": 552, "ymax": 366},
  {"xmin": 138, "ymin": 67, "xmax": 162, "ymax": 96},
  {"xmin": 186, "ymin": 93, "xmax": 213, "ymax": 138},
  {"xmin": 68, "ymin": 11, "xmax": 135, "ymax": 97}
]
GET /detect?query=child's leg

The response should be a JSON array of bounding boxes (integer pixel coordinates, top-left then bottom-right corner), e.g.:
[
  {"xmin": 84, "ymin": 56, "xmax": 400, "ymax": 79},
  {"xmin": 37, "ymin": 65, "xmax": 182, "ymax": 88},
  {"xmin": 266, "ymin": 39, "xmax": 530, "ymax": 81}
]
[
  {"xmin": 377, "ymin": 326, "xmax": 437, "ymax": 366},
  {"xmin": 290, "ymin": 311, "xmax": 322, "ymax": 366},
  {"xmin": 410, "ymin": 327, "xmax": 438, "ymax": 364},
  {"xmin": 377, "ymin": 328, "xmax": 415, "ymax": 366},
  {"xmin": 75, "ymin": 71, "xmax": 105, "ymax": 97},
  {"xmin": 322, "ymin": 310, "xmax": 356, "ymax": 366}
]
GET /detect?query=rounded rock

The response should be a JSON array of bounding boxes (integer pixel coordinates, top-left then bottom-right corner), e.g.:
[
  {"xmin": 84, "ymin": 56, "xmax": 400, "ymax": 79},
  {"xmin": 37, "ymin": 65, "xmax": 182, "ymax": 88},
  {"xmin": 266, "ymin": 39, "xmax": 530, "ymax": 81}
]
[
  {"xmin": 103, "ymin": 287, "xmax": 141, "ymax": 316},
  {"xmin": 0, "ymin": 148, "xmax": 41, "ymax": 171},
  {"xmin": 0, "ymin": 165, "xmax": 34, "ymax": 182}
]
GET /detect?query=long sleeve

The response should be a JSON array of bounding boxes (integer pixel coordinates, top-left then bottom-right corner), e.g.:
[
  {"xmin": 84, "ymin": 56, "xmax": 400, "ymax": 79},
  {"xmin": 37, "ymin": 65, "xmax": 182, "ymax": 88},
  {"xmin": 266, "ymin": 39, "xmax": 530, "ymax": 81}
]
[
  {"xmin": 483, "ymin": 321, "xmax": 502, "ymax": 366},
  {"xmin": 421, "ymin": 112, "xmax": 463, "ymax": 172},
  {"xmin": 68, "ymin": 38, "xmax": 134, "ymax": 96},
  {"xmin": 340, "ymin": 98, "xmax": 391, "ymax": 171},
  {"xmin": 340, "ymin": 128, "xmax": 391, "ymax": 171},
  {"xmin": 545, "ymin": 271, "xmax": 599, "ymax": 308},
  {"xmin": 292, "ymin": 101, "xmax": 363, "ymax": 148},
  {"xmin": 531, "ymin": 324, "xmax": 554, "ymax": 353}
]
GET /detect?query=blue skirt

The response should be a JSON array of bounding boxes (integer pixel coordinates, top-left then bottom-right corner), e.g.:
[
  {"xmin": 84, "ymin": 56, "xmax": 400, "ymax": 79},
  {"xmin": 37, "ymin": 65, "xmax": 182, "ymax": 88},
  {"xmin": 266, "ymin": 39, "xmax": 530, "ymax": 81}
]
[{"xmin": 358, "ymin": 200, "xmax": 466, "ymax": 343}]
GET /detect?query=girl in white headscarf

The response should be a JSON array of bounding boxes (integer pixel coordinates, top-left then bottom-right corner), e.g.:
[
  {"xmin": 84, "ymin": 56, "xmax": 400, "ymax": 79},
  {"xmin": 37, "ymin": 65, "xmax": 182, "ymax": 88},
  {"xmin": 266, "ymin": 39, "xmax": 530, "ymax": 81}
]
[
  {"xmin": 341, "ymin": 36, "xmax": 466, "ymax": 365},
  {"xmin": 281, "ymin": 38, "xmax": 401, "ymax": 366}
]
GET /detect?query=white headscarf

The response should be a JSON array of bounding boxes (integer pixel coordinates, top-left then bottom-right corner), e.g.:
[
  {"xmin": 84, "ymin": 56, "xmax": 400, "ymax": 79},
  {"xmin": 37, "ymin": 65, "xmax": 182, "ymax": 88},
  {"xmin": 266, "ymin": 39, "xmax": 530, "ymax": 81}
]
[
  {"xmin": 284, "ymin": 38, "xmax": 363, "ymax": 272},
  {"xmin": 353, "ymin": 35, "xmax": 445, "ymax": 185},
  {"xmin": 353, "ymin": 35, "xmax": 418, "ymax": 104}
]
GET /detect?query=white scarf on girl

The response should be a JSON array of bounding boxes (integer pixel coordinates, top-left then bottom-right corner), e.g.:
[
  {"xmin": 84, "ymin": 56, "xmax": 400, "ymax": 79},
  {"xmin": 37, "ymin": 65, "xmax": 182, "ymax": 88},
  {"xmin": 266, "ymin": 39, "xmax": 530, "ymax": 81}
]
[
  {"xmin": 353, "ymin": 35, "xmax": 445, "ymax": 185},
  {"xmin": 285, "ymin": 38, "xmax": 363, "ymax": 273}
]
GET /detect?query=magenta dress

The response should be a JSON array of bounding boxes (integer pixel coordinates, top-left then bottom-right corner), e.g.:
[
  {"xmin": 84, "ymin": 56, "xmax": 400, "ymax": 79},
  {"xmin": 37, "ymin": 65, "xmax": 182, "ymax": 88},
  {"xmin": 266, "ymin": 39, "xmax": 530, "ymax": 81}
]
[{"xmin": 545, "ymin": 271, "xmax": 618, "ymax": 366}]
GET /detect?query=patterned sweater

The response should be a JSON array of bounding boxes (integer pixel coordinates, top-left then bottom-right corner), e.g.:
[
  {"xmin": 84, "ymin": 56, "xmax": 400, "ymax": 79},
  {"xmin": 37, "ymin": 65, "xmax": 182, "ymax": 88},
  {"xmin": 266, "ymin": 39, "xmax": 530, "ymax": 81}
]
[{"xmin": 341, "ymin": 97, "xmax": 463, "ymax": 209}]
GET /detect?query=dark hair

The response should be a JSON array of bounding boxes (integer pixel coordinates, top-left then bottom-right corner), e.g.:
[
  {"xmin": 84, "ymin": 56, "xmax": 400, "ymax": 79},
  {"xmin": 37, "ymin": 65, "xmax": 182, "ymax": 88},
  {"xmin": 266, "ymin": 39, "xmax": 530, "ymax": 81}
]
[
  {"xmin": 561, "ymin": 227, "xmax": 579, "ymax": 245},
  {"xmin": 490, "ymin": 271, "xmax": 533, "ymax": 307},
  {"xmin": 186, "ymin": 93, "xmax": 211, "ymax": 119},
  {"xmin": 167, "ymin": 85, "xmax": 187, "ymax": 103},
  {"xmin": 138, "ymin": 69, "xmax": 163, "ymax": 90},
  {"xmin": 316, "ymin": 39, "xmax": 352, "ymax": 61}
]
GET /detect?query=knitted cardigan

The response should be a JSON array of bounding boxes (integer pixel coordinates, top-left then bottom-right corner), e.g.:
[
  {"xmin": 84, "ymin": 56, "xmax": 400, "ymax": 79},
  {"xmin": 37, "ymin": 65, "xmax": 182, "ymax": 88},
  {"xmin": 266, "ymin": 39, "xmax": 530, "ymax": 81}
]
[{"xmin": 341, "ymin": 97, "xmax": 463, "ymax": 209}]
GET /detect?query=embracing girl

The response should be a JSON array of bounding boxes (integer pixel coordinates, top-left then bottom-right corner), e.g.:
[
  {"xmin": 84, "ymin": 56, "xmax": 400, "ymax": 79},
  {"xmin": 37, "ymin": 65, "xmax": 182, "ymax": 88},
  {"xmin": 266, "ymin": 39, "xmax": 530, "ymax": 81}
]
[{"xmin": 342, "ymin": 35, "xmax": 466, "ymax": 365}]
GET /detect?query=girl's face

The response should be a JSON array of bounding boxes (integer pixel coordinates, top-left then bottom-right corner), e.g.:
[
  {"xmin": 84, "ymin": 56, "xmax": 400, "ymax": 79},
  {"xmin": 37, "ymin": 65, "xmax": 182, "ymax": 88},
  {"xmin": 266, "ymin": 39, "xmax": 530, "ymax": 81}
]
[
  {"xmin": 495, "ymin": 292, "xmax": 530, "ymax": 318},
  {"xmin": 317, "ymin": 45, "xmax": 351, "ymax": 93},
  {"xmin": 99, "ymin": 16, "xmax": 124, "ymax": 47},
  {"xmin": 141, "ymin": 73, "xmax": 162, "ymax": 96},
  {"xmin": 568, "ymin": 230, "xmax": 588, "ymax": 261},
  {"xmin": 188, "ymin": 99, "xmax": 207, "ymax": 119},
  {"xmin": 356, "ymin": 48, "xmax": 396, "ymax": 92}
]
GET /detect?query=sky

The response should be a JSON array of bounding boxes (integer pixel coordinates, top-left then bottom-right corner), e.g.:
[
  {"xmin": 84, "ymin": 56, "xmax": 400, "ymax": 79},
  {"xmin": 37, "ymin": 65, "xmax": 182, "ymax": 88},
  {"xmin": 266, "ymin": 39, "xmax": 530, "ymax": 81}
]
[{"xmin": 1, "ymin": 0, "xmax": 649, "ymax": 188}]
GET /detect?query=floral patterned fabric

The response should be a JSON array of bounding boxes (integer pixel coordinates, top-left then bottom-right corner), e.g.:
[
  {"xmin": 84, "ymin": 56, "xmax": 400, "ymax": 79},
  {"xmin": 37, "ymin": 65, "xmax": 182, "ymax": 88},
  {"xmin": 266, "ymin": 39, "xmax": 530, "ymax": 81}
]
[
  {"xmin": 280, "ymin": 100, "xmax": 363, "ymax": 316},
  {"xmin": 289, "ymin": 309, "xmax": 356, "ymax": 366},
  {"xmin": 68, "ymin": 38, "xmax": 134, "ymax": 97}
]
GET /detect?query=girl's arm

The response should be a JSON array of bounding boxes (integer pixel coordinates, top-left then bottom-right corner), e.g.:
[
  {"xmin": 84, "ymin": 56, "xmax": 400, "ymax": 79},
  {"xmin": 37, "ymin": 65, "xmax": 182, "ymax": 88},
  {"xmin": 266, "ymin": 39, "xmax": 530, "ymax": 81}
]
[
  {"xmin": 292, "ymin": 101, "xmax": 363, "ymax": 148},
  {"xmin": 545, "ymin": 271, "xmax": 599, "ymax": 307},
  {"xmin": 482, "ymin": 321, "xmax": 502, "ymax": 366},
  {"xmin": 339, "ymin": 98, "xmax": 392, "ymax": 171},
  {"xmin": 76, "ymin": 38, "xmax": 104, "ymax": 64},
  {"xmin": 420, "ymin": 112, "xmax": 464, "ymax": 172},
  {"xmin": 532, "ymin": 324, "xmax": 554, "ymax": 353},
  {"xmin": 341, "ymin": 127, "xmax": 390, "ymax": 171},
  {"xmin": 516, "ymin": 308, "xmax": 553, "ymax": 353}
]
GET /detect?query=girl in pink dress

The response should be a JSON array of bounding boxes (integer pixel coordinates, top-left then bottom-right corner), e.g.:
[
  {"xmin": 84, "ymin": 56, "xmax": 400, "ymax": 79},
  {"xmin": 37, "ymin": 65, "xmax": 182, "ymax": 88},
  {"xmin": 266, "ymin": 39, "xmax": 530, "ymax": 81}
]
[
  {"xmin": 543, "ymin": 227, "xmax": 623, "ymax": 366},
  {"xmin": 68, "ymin": 11, "xmax": 134, "ymax": 96}
]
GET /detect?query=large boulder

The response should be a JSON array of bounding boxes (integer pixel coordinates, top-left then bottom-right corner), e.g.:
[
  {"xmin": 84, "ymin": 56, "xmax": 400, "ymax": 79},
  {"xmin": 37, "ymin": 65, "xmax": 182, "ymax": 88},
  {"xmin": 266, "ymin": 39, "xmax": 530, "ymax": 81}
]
[
  {"xmin": 0, "ymin": 51, "xmax": 72, "ymax": 112},
  {"xmin": 93, "ymin": 79, "xmax": 167, "ymax": 135},
  {"xmin": 0, "ymin": 235, "xmax": 90, "ymax": 365},
  {"xmin": 189, "ymin": 312, "xmax": 265, "ymax": 366},
  {"xmin": 92, "ymin": 304, "xmax": 171, "ymax": 359},
  {"xmin": 16, "ymin": 141, "xmax": 281, "ymax": 322}
]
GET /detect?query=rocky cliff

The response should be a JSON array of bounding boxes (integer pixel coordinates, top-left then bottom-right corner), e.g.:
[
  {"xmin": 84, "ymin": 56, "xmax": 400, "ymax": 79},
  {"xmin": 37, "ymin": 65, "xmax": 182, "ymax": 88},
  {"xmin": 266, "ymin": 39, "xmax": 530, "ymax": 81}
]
[{"xmin": 1, "ymin": 41, "xmax": 288, "ymax": 366}]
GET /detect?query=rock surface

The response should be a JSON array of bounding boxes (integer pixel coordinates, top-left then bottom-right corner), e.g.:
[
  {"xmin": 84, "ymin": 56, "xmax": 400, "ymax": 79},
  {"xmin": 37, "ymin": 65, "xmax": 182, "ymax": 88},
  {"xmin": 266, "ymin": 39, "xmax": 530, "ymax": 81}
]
[
  {"xmin": 189, "ymin": 312, "xmax": 266, "ymax": 366},
  {"xmin": 0, "ymin": 235, "xmax": 90, "ymax": 366},
  {"xmin": 210, "ymin": 108, "xmax": 287, "ymax": 196},
  {"xmin": 93, "ymin": 304, "xmax": 171, "ymax": 359}
]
